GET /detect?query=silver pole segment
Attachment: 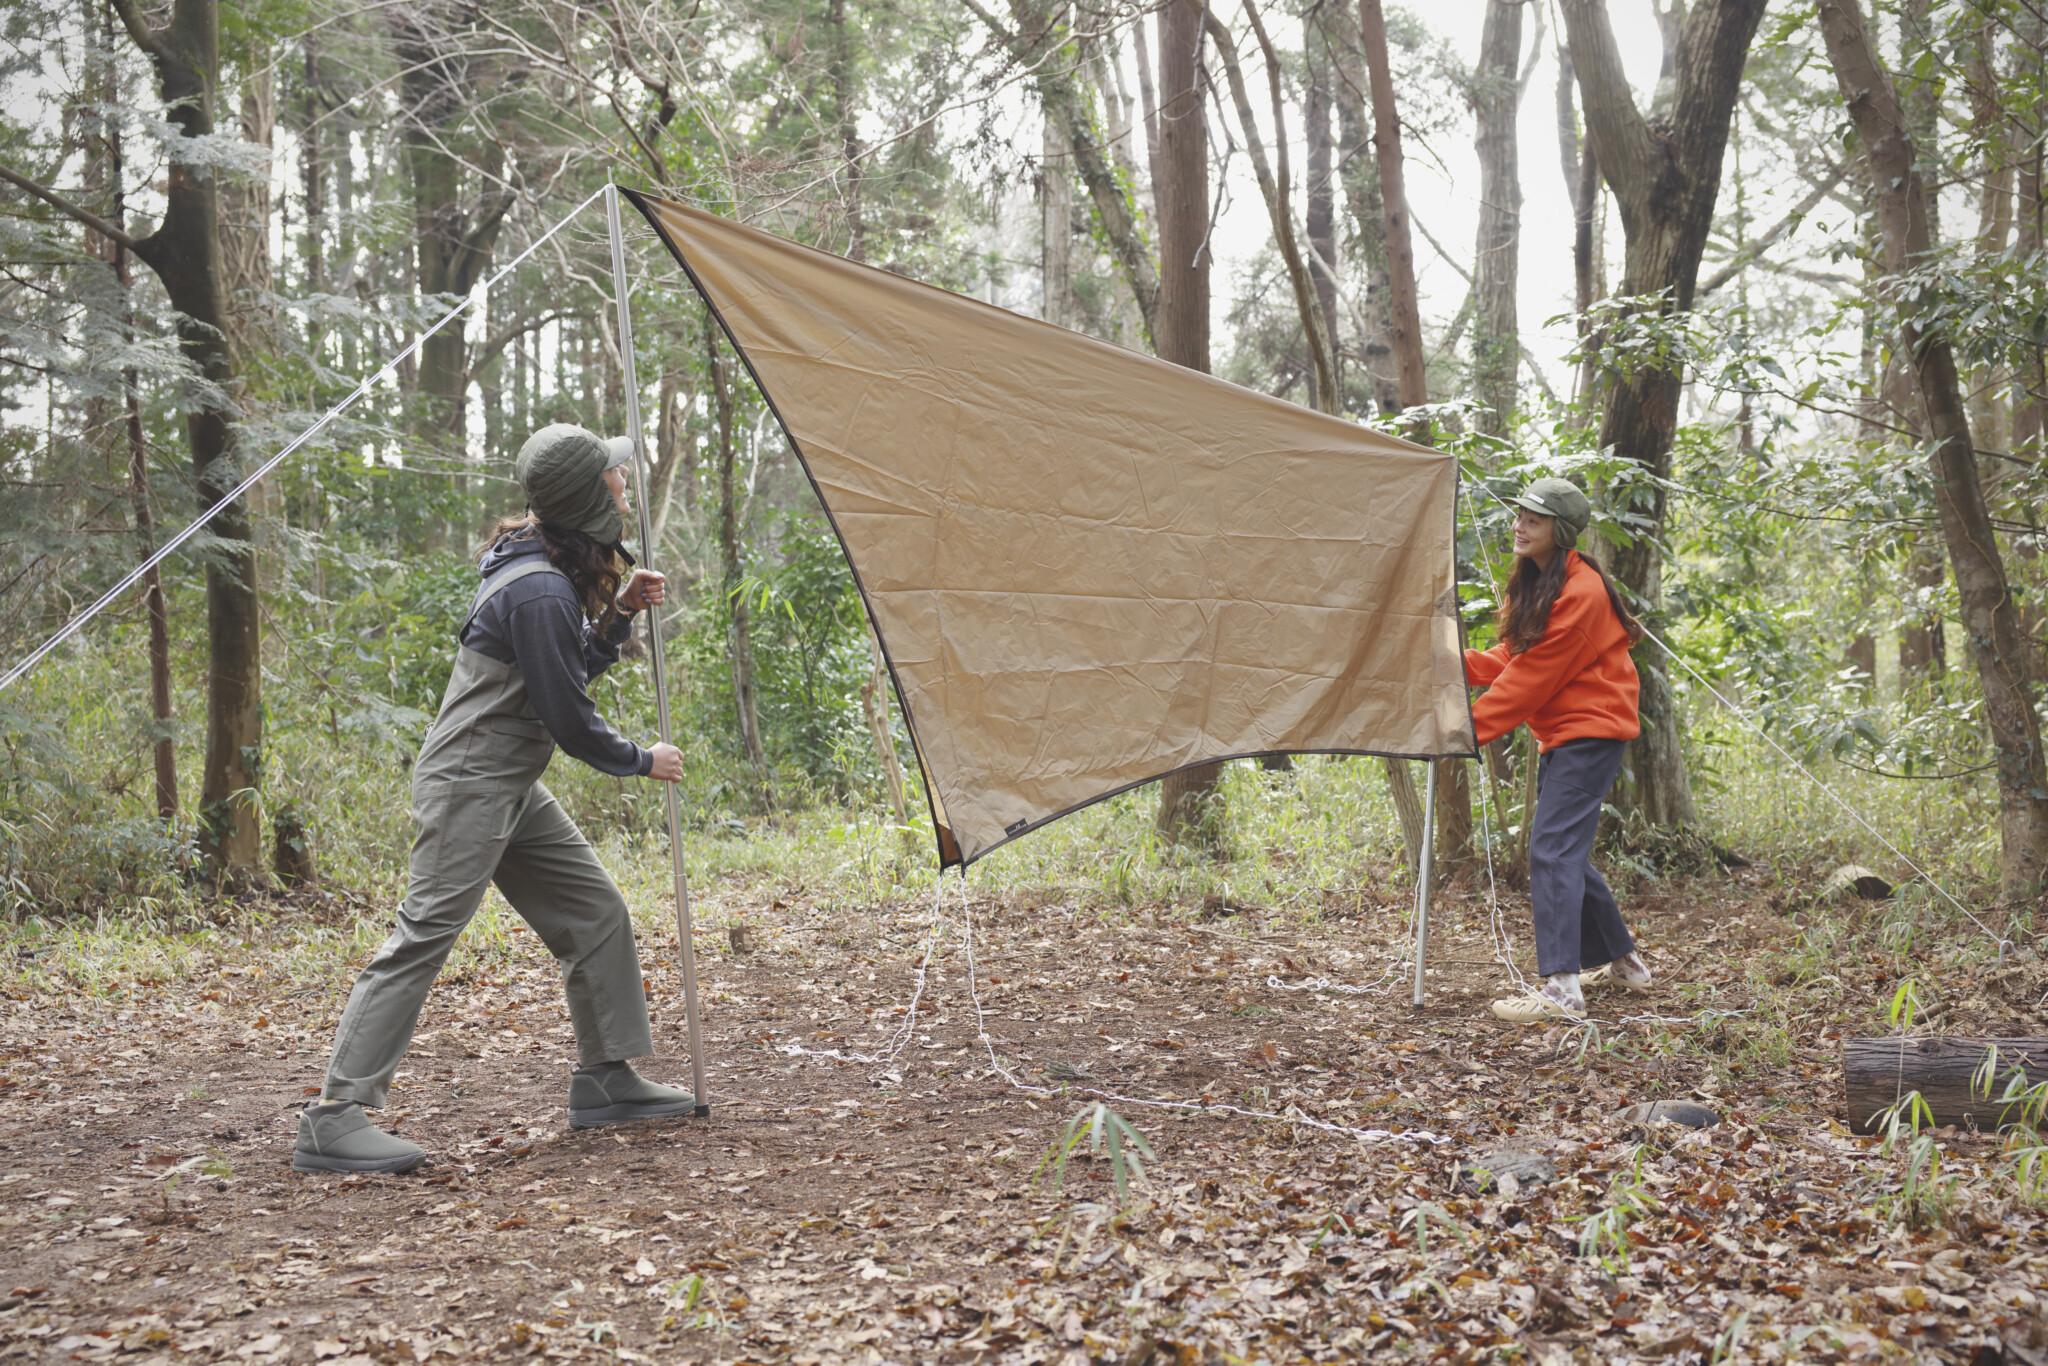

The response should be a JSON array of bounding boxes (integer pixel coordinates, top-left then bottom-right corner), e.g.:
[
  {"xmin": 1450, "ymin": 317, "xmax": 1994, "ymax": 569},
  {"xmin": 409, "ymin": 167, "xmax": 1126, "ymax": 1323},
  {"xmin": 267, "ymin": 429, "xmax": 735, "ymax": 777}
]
[
  {"xmin": 606, "ymin": 184, "xmax": 709, "ymax": 1115},
  {"xmin": 1411, "ymin": 760, "xmax": 1438, "ymax": 1009}
]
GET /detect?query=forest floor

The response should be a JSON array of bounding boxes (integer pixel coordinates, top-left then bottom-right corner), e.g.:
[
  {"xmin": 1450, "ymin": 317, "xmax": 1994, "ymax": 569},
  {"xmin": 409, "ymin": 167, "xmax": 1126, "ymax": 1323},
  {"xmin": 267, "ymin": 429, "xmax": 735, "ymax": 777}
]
[{"xmin": 0, "ymin": 858, "xmax": 2044, "ymax": 1365}]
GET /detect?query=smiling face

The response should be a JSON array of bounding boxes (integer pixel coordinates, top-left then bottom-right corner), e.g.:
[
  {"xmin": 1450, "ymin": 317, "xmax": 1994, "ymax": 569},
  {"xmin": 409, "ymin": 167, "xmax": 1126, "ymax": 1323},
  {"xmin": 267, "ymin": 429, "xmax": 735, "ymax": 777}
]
[{"xmin": 1511, "ymin": 506, "xmax": 1558, "ymax": 566}]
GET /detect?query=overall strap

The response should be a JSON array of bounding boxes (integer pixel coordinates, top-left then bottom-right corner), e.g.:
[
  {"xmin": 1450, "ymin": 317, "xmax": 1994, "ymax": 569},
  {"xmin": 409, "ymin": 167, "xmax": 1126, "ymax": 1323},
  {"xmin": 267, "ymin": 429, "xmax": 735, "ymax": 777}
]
[{"xmin": 461, "ymin": 557, "xmax": 571, "ymax": 634}]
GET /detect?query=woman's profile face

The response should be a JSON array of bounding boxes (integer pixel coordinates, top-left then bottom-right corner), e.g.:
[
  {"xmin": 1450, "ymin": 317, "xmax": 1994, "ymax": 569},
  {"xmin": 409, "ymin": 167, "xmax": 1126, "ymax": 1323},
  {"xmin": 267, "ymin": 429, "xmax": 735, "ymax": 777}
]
[
  {"xmin": 1511, "ymin": 507, "xmax": 1557, "ymax": 563},
  {"xmin": 603, "ymin": 465, "xmax": 630, "ymax": 519}
]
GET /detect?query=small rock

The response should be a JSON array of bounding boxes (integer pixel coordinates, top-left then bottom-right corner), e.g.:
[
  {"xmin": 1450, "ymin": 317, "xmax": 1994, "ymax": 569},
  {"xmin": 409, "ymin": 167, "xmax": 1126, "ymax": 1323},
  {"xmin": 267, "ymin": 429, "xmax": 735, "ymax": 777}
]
[
  {"xmin": 1620, "ymin": 1099, "xmax": 1719, "ymax": 1129},
  {"xmin": 1821, "ymin": 864, "xmax": 1893, "ymax": 901},
  {"xmin": 1458, "ymin": 1148, "xmax": 1556, "ymax": 1194}
]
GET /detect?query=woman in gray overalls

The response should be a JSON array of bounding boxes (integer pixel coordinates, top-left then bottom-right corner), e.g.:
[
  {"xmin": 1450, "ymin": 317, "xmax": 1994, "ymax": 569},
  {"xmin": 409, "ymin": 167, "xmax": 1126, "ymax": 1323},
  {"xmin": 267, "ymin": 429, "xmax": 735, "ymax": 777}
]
[{"xmin": 295, "ymin": 424, "xmax": 694, "ymax": 1174}]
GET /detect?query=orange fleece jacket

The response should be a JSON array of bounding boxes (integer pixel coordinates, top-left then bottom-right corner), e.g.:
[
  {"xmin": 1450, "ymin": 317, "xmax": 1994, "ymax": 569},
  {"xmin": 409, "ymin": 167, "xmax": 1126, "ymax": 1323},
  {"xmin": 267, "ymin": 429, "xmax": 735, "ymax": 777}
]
[{"xmin": 1464, "ymin": 551, "xmax": 1641, "ymax": 751}]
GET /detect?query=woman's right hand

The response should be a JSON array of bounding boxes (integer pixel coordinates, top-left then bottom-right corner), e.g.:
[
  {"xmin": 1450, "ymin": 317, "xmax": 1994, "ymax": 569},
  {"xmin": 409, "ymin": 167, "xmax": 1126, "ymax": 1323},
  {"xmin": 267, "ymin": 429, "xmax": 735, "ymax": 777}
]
[{"xmin": 646, "ymin": 743, "xmax": 684, "ymax": 782}]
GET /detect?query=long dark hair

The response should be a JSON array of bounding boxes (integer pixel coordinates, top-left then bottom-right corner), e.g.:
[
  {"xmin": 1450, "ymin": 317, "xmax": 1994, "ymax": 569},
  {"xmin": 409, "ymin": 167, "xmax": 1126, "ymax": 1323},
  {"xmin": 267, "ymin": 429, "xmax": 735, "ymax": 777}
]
[
  {"xmin": 479, "ymin": 514, "xmax": 624, "ymax": 632},
  {"xmin": 1497, "ymin": 548, "xmax": 1645, "ymax": 654}
]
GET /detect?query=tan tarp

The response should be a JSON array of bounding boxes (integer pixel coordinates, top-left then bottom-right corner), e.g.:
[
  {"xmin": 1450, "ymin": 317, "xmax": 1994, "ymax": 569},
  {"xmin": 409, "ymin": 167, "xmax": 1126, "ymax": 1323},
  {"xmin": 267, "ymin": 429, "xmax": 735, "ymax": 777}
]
[{"xmin": 629, "ymin": 192, "xmax": 1475, "ymax": 867}]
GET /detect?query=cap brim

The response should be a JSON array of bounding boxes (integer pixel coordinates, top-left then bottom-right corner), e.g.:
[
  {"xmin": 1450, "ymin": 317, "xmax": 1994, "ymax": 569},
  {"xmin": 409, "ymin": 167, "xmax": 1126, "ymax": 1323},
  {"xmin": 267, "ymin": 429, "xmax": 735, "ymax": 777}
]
[
  {"xmin": 1507, "ymin": 494, "xmax": 1553, "ymax": 517},
  {"xmin": 601, "ymin": 436, "xmax": 636, "ymax": 470}
]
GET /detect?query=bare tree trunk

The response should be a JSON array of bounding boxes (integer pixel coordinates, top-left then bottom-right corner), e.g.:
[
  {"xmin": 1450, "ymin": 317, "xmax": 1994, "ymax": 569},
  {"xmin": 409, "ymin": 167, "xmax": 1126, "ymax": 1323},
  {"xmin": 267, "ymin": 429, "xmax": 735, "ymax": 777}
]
[
  {"xmin": 1042, "ymin": 113, "xmax": 1074, "ymax": 328},
  {"xmin": 87, "ymin": 0, "xmax": 263, "ymax": 878},
  {"xmin": 1559, "ymin": 0, "xmax": 1766, "ymax": 829},
  {"xmin": 1819, "ymin": 0, "xmax": 2048, "ymax": 898},
  {"xmin": 1304, "ymin": 39, "xmax": 1340, "ymax": 407},
  {"xmin": 707, "ymin": 313, "xmax": 766, "ymax": 781},
  {"xmin": 860, "ymin": 624, "xmax": 913, "ymax": 850},
  {"xmin": 649, "ymin": 371, "xmax": 695, "ymax": 550},
  {"xmin": 1323, "ymin": 9, "xmax": 1402, "ymax": 418},
  {"xmin": 1357, "ymin": 0, "xmax": 1428, "ymax": 414},
  {"xmin": 1131, "ymin": 10, "xmax": 1162, "ymax": 208},
  {"xmin": 977, "ymin": 0, "xmax": 1160, "ymax": 346},
  {"xmin": 1472, "ymin": 0, "xmax": 1523, "ymax": 440},
  {"xmin": 1204, "ymin": 5, "xmax": 1336, "ymax": 410},
  {"xmin": 390, "ymin": 2, "xmax": 512, "ymax": 549},
  {"xmin": 1152, "ymin": 0, "xmax": 1223, "ymax": 847},
  {"xmin": 1355, "ymin": 0, "xmax": 1454, "ymax": 877},
  {"xmin": 98, "ymin": 44, "xmax": 178, "ymax": 827},
  {"xmin": 830, "ymin": 0, "xmax": 865, "ymax": 262}
]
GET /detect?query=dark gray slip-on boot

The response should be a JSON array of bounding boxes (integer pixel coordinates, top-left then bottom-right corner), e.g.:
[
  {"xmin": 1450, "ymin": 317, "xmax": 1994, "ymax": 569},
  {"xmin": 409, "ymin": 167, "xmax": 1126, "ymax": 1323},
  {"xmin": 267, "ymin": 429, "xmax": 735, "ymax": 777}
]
[
  {"xmin": 292, "ymin": 1100, "xmax": 427, "ymax": 1174},
  {"xmin": 568, "ymin": 1061, "xmax": 696, "ymax": 1129}
]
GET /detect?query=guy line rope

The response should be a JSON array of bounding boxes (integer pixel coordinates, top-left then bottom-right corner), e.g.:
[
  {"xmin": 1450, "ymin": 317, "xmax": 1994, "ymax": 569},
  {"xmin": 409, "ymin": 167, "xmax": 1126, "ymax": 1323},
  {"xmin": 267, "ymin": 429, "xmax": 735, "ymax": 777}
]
[{"xmin": 0, "ymin": 184, "xmax": 610, "ymax": 694}]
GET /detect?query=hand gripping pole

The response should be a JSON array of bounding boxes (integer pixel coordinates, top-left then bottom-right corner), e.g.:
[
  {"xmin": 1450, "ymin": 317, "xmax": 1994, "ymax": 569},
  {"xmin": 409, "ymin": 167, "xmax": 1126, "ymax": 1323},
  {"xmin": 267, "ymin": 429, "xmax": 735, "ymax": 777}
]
[{"xmin": 606, "ymin": 183, "xmax": 710, "ymax": 1116}]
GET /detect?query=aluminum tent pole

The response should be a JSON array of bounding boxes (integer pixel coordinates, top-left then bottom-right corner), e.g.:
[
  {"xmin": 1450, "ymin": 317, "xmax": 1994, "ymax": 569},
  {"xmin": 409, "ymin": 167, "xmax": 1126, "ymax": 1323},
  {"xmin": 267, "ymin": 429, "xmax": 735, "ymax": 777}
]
[
  {"xmin": 606, "ymin": 183, "xmax": 709, "ymax": 1116},
  {"xmin": 1411, "ymin": 760, "xmax": 1438, "ymax": 1009}
]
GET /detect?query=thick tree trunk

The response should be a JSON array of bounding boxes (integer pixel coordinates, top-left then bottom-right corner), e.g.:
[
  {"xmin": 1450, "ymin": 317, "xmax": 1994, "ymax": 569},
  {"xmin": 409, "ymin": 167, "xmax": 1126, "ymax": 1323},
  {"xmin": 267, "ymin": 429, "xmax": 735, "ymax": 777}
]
[
  {"xmin": 1559, "ymin": 0, "xmax": 1766, "ymax": 829},
  {"xmin": 1820, "ymin": 0, "xmax": 2048, "ymax": 898},
  {"xmin": 1151, "ymin": 0, "xmax": 1221, "ymax": 846},
  {"xmin": 107, "ymin": 0, "xmax": 260, "ymax": 878},
  {"xmin": 707, "ymin": 313, "xmax": 766, "ymax": 781},
  {"xmin": 1472, "ymin": 0, "xmax": 1523, "ymax": 440}
]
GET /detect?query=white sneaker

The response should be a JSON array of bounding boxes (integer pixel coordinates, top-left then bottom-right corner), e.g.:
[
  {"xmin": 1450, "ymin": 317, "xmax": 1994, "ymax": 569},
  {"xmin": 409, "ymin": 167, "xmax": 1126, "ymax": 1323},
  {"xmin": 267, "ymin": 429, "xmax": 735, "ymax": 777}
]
[
  {"xmin": 1490, "ymin": 989, "xmax": 1585, "ymax": 1023},
  {"xmin": 1584, "ymin": 954, "xmax": 1654, "ymax": 992}
]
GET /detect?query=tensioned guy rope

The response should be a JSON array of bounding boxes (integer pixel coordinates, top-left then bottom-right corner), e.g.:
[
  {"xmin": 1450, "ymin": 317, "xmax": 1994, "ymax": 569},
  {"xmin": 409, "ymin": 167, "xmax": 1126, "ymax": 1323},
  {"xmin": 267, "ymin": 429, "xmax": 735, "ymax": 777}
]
[{"xmin": 0, "ymin": 185, "xmax": 610, "ymax": 693}]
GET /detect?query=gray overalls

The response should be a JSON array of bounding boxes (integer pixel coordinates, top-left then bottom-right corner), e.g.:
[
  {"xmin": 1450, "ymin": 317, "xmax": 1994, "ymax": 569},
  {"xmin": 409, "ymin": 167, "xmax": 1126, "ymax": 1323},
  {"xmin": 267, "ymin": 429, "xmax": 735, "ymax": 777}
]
[{"xmin": 321, "ymin": 559, "xmax": 654, "ymax": 1108}]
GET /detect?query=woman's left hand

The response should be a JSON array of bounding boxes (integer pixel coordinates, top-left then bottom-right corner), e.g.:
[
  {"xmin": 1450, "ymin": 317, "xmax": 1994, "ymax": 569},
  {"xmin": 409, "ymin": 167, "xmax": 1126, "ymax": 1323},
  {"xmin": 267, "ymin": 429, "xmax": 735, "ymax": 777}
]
[{"xmin": 617, "ymin": 568, "xmax": 667, "ymax": 613}]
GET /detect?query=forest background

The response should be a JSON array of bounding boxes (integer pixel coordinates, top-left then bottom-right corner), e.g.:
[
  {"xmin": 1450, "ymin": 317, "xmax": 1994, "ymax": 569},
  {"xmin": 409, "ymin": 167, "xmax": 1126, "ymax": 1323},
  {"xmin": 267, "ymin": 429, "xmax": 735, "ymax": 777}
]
[{"xmin": 2, "ymin": 0, "xmax": 2046, "ymax": 934}]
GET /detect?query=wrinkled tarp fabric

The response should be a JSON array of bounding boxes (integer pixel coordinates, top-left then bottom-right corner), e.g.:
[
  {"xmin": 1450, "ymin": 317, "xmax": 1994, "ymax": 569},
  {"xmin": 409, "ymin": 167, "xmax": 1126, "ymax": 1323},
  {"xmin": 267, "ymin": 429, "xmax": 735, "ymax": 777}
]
[{"xmin": 628, "ymin": 191, "xmax": 1476, "ymax": 866}]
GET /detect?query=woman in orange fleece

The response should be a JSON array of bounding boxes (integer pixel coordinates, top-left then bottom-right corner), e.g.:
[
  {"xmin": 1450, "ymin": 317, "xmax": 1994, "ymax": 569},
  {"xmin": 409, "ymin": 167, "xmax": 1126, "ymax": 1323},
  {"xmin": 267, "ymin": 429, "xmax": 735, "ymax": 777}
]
[{"xmin": 1467, "ymin": 478, "xmax": 1654, "ymax": 1022}]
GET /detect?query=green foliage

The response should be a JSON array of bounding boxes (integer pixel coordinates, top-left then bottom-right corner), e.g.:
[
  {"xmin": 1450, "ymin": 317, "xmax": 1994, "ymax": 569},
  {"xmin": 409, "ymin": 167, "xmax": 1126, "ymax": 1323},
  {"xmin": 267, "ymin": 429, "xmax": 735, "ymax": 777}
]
[{"xmin": 1034, "ymin": 1102, "xmax": 1154, "ymax": 1203}]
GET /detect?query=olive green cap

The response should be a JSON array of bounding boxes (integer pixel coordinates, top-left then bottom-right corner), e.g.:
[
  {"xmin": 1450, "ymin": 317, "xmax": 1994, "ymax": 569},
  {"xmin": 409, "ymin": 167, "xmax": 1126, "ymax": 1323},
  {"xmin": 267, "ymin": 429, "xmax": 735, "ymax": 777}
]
[
  {"xmin": 1509, "ymin": 477, "xmax": 1591, "ymax": 550},
  {"xmin": 514, "ymin": 423, "xmax": 633, "ymax": 545}
]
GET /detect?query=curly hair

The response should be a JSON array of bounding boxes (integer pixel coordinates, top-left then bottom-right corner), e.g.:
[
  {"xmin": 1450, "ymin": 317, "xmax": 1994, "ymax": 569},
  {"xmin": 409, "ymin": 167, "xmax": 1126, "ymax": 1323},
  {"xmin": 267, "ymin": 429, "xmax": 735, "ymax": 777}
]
[
  {"xmin": 1497, "ymin": 548, "xmax": 1644, "ymax": 654},
  {"xmin": 479, "ymin": 514, "xmax": 624, "ymax": 633}
]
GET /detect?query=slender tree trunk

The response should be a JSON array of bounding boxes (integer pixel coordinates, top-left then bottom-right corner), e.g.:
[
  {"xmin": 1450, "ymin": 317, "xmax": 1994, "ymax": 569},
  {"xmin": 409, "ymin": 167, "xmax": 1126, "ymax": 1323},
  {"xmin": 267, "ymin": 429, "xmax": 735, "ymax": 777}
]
[
  {"xmin": 390, "ymin": 4, "xmax": 511, "ymax": 549},
  {"xmin": 100, "ymin": 46, "xmax": 178, "ymax": 827},
  {"xmin": 1042, "ymin": 113, "xmax": 1074, "ymax": 328},
  {"xmin": 1354, "ymin": 0, "xmax": 1452, "ymax": 877},
  {"xmin": 96, "ymin": 0, "xmax": 262, "ymax": 878},
  {"xmin": 830, "ymin": 0, "xmax": 865, "ymax": 262},
  {"xmin": 707, "ymin": 313, "xmax": 766, "ymax": 781},
  {"xmin": 1324, "ymin": 12, "xmax": 1401, "ymax": 417},
  {"xmin": 1472, "ymin": 0, "xmax": 1523, "ymax": 440},
  {"xmin": 1559, "ymin": 0, "xmax": 1766, "ymax": 829},
  {"xmin": 1131, "ymin": 11, "xmax": 1162, "ymax": 209},
  {"xmin": 983, "ymin": 0, "xmax": 1160, "ymax": 346},
  {"xmin": 1819, "ymin": 0, "xmax": 2048, "ymax": 898},
  {"xmin": 649, "ymin": 371, "xmax": 694, "ymax": 550},
  {"xmin": 1304, "ymin": 41, "xmax": 1339, "ymax": 408},
  {"xmin": 1152, "ymin": 0, "xmax": 1223, "ymax": 846},
  {"xmin": 1204, "ymin": 6, "xmax": 1336, "ymax": 409},
  {"xmin": 1357, "ymin": 0, "xmax": 1427, "ymax": 414}
]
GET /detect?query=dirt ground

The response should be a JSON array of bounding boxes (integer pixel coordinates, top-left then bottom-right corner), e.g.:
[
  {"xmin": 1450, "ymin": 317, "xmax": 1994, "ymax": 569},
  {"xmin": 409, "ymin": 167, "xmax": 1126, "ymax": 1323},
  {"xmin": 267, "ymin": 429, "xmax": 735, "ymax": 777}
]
[{"xmin": 0, "ymin": 867, "xmax": 2044, "ymax": 1364}]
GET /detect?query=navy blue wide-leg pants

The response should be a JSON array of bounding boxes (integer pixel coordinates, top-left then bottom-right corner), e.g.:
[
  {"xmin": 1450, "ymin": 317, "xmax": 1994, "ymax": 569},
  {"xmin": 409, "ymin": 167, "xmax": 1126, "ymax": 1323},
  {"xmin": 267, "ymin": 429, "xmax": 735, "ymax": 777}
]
[{"xmin": 1529, "ymin": 737, "xmax": 1636, "ymax": 977}]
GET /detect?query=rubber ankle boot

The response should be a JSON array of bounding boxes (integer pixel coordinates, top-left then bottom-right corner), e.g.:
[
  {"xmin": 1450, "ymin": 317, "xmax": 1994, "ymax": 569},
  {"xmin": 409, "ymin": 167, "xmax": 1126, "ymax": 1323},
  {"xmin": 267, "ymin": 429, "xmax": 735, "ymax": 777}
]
[
  {"xmin": 293, "ymin": 1100, "xmax": 427, "ymax": 1174},
  {"xmin": 568, "ymin": 1061, "xmax": 696, "ymax": 1129}
]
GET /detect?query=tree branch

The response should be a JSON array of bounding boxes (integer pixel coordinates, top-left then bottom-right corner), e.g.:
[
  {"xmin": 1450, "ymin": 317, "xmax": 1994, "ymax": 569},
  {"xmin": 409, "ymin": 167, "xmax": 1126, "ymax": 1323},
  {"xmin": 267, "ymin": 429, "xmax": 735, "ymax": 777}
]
[
  {"xmin": 1697, "ymin": 161, "xmax": 1847, "ymax": 297},
  {"xmin": 1556, "ymin": 0, "xmax": 1659, "ymax": 214},
  {"xmin": 0, "ymin": 163, "xmax": 147, "ymax": 254},
  {"xmin": 106, "ymin": 0, "xmax": 166, "ymax": 60}
]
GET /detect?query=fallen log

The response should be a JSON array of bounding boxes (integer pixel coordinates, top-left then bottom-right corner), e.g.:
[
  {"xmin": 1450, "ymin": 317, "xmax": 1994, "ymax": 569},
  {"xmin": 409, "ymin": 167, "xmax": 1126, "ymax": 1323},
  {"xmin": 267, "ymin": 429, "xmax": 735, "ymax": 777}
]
[{"xmin": 1843, "ymin": 1036, "xmax": 2048, "ymax": 1134}]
